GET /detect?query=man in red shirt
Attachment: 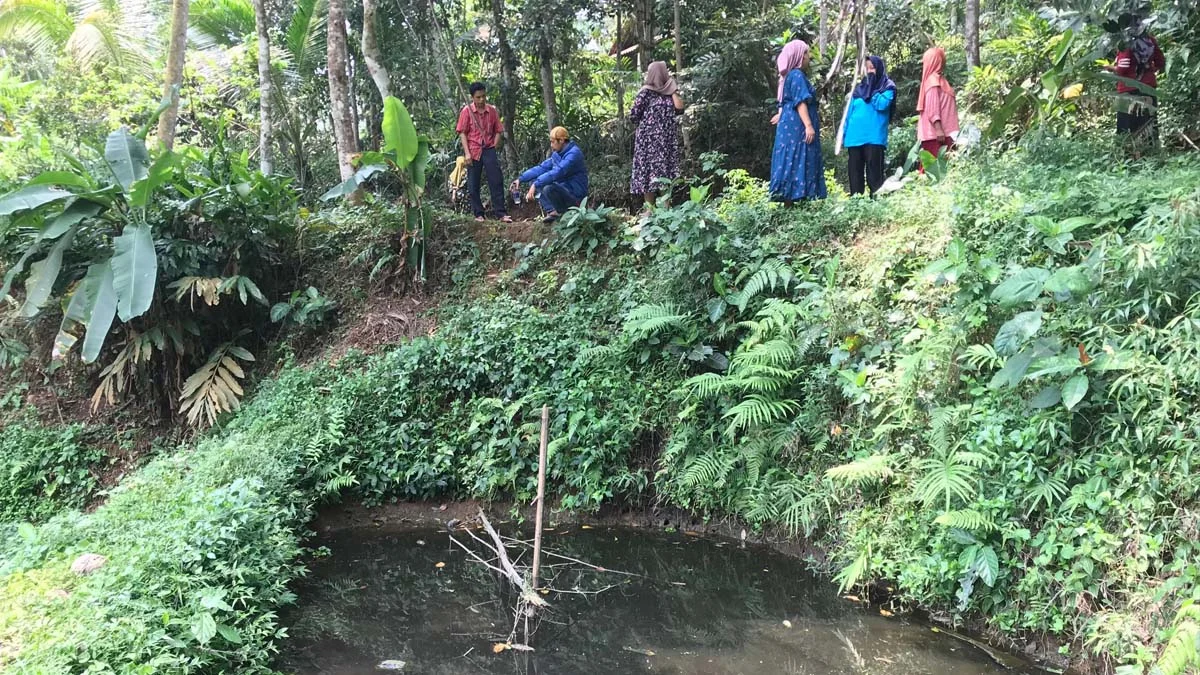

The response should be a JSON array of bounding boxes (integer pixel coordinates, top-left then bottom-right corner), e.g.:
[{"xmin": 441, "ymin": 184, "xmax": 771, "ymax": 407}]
[
  {"xmin": 456, "ymin": 82, "xmax": 512, "ymax": 222},
  {"xmin": 1109, "ymin": 22, "xmax": 1165, "ymax": 142}
]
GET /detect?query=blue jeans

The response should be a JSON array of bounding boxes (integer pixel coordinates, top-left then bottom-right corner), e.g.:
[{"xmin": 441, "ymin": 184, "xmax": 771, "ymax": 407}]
[
  {"xmin": 467, "ymin": 147, "xmax": 506, "ymax": 218},
  {"xmin": 538, "ymin": 183, "xmax": 581, "ymax": 214}
]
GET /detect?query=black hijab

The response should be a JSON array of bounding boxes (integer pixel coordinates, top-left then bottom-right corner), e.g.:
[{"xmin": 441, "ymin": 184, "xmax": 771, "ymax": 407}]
[{"xmin": 852, "ymin": 55, "xmax": 897, "ymax": 121}]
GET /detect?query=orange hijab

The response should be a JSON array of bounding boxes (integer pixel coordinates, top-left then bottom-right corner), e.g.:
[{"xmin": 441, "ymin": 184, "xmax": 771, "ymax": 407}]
[{"xmin": 916, "ymin": 47, "xmax": 954, "ymax": 112}]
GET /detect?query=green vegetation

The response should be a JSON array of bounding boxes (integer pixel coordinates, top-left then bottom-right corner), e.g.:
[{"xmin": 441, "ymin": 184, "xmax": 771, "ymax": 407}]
[
  {"xmin": 0, "ymin": 415, "xmax": 104, "ymax": 523},
  {"xmin": 2, "ymin": 0, "xmax": 1200, "ymax": 672},
  {"xmin": 5, "ymin": 137, "xmax": 1199, "ymax": 673}
]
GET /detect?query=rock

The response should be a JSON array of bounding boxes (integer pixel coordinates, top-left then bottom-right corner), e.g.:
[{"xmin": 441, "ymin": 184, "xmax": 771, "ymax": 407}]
[
  {"xmin": 70, "ymin": 553, "xmax": 107, "ymax": 575},
  {"xmin": 376, "ymin": 660, "xmax": 406, "ymax": 670}
]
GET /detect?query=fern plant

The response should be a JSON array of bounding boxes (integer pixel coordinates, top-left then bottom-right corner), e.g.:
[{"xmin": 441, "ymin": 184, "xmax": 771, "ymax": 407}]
[
  {"xmin": 179, "ymin": 341, "xmax": 255, "ymax": 428},
  {"xmin": 1152, "ymin": 600, "xmax": 1200, "ymax": 675}
]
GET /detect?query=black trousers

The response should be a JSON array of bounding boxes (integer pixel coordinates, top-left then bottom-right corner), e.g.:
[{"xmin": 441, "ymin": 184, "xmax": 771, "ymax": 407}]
[
  {"xmin": 467, "ymin": 147, "xmax": 507, "ymax": 217},
  {"xmin": 539, "ymin": 183, "xmax": 580, "ymax": 214},
  {"xmin": 847, "ymin": 144, "xmax": 886, "ymax": 197},
  {"xmin": 1116, "ymin": 95, "xmax": 1158, "ymax": 144}
]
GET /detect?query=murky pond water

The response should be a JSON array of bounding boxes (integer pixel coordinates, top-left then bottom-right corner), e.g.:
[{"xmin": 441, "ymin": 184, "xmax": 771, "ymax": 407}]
[{"xmin": 282, "ymin": 525, "xmax": 1043, "ymax": 675}]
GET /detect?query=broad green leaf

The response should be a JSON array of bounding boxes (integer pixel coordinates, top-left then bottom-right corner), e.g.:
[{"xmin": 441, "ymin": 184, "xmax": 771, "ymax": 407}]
[
  {"xmin": 54, "ymin": 277, "xmax": 94, "ymax": 360},
  {"xmin": 129, "ymin": 151, "xmax": 177, "ymax": 207},
  {"xmin": 191, "ymin": 612, "xmax": 217, "ymax": 645},
  {"xmin": 0, "ymin": 243, "xmax": 40, "ymax": 299},
  {"xmin": 977, "ymin": 546, "xmax": 999, "ymax": 586},
  {"xmin": 104, "ymin": 127, "xmax": 151, "ymax": 192},
  {"xmin": 1030, "ymin": 385, "xmax": 1062, "ymax": 409},
  {"xmin": 990, "ymin": 268, "xmax": 1050, "ymax": 307},
  {"xmin": 1057, "ymin": 216, "xmax": 1093, "ymax": 233},
  {"xmin": 112, "ymin": 223, "xmax": 157, "ymax": 321},
  {"xmin": 1025, "ymin": 355, "xmax": 1081, "ymax": 379},
  {"xmin": 21, "ymin": 228, "xmax": 76, "ymax": 317},
  {"xmin": 407, "ymin": 136, "xmax": 431, "ymax": 193},
  {"xmin": 320, "ymin": 175, "xmax": 359, "ymax": 201},
  {"xmin": 989, "ymin": 347, "xmax": 1035, "ymax": 390},
  {"xmin": 44, "ymin": 200, "xmax": 104, "ymax": 240},
  {"xmin": 1062, "ymin": 373, "xmax": 1089, "ymax": 411},
  {"xmin": 52, "ymin": 263, "xmax": 115, "ymax": 361},
  {"xmin": 1043, "ymin": 265, "xmax": 1093, "ymax": 297},
  {"xmin": 354, "ymin": 164, "xmax": 387, "ymax": 184},
  {"xmin": 82, "ymin": 264, "xmax": 118, "ymax": 363},
  {"xmin": 0, "ymin": 185, "xmax": 73, "ymax": 216},
  {"xmin": 26, "ymin": 171, "xmax": 94, "ymax": 191},
  {"xmin": 382, "ymin": 96, "xmax": 419, "ymax": 167},
  {"xmin": 993, "ymin": 310, "xmax": 1042, "ymax": 356},
  {"xmin": 1044, "ymin": 232, "xmax": 1072, "ymax": 254},
  {"xmin": 215, "ymin": 624, "xmax": 243, "ymax": 644}
]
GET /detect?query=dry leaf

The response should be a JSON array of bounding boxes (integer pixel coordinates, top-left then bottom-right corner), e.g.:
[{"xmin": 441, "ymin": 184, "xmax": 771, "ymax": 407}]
[
  {"xmin": 843, "ymin": 595, "xmax": 861, "ymax": 602},
  {"xmin": 492, "ymin": 642, "xmax": 510, "ymax": 653},
  {"xmin": 581, "ymin": 525, "xmax": 593, "ymax": 529},
  {"xmin": 879, "ymin": 609, "xmax": 894, "ymax": 617},
  {"xmin": 435, "ymin": 562, "xmax": 446, "ymax": 569}
]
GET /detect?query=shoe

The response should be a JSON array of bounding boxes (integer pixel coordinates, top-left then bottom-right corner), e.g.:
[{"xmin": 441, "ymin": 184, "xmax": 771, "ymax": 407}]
[
  {"xmin": 542, "ymin": 211, "xmax": 559, "ymax": 224},
  {"xmin": 499, "ymin": 215, "xmax": 514, "ymax": 223}
]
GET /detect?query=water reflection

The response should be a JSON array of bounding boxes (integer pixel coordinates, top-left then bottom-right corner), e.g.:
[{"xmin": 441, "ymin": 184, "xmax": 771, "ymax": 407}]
[{"xmin": 281, "ymin": 526, "xmax": 1042, "ymax": 675}]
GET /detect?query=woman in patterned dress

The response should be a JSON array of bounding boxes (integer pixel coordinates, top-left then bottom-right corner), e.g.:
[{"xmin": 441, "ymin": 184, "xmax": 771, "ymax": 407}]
[
  {"xmin": 769, "ymin": 40, "xmax": 827, "ymax": 204},
  {"xmin": 630, "ymin": 61, "xmax": 685, "ymax": 210}
]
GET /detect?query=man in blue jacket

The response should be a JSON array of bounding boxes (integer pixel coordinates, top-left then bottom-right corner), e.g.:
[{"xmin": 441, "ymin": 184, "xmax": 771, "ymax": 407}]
[{"xmin": 513, "ymin": 126, "xmax": 589, "ymax": 222}]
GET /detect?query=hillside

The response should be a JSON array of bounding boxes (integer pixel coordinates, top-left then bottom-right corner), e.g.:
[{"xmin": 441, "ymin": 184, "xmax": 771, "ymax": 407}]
[{"xmin": 2, "ymin": 137, "xmax": 1200, "ymax": 673}]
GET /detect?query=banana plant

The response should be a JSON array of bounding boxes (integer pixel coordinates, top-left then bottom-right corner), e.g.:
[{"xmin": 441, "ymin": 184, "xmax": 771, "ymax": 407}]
[
  {"xmin": 0, "ymin": 126, "xmax": 173, "ymax": 363},
  {"xmin": 320, "ymin": 95, "xmax": 433, "ymax": 280}
]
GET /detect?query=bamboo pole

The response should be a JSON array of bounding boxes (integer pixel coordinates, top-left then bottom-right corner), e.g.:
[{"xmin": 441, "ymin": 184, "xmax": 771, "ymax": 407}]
[{"xmin": 531, "ymin": 405, "xmax": 549, "ymax": 590}]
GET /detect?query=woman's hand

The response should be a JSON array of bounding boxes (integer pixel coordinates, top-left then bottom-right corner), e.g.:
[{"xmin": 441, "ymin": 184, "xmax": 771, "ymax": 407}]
[
  {"xmin": 770, "ymin": 112, "xmax": 781, "ymax": 126},
  {"xmin": 526, "ymin": 185, "xmax": 536, "ymax": 202},
  {"xmin": 804, "ymin": 125, "xmax": 816, "ymax": 144}
]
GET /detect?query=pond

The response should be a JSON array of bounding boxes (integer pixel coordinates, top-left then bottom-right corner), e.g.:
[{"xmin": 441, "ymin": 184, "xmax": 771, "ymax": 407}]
[{"xmin": 281, "ymin": 524, "xmax": 1046, "ymax": 674}]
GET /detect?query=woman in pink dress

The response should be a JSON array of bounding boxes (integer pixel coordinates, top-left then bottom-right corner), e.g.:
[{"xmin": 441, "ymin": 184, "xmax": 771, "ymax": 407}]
[{"xmin": 915, "ymin": 47, "xmax": 959, "ymax": 173}]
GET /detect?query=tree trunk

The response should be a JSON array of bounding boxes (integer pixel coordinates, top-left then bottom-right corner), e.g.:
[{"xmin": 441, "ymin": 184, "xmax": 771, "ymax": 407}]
[
  {"xmin": 252, "ymin": 0, "xmax": 273, "ymax": 174},
  {"xmin": 822, "ymin": 0, "xmax": 855, "ymax": 97},
  {"xmin": 819, "ymin": 0, "xmax": 829, "ymax": 55},
  {"xmin": 327, "ymin": 0, "xmax": 357, "ymax": 182},
  {"xmin": 614, "ymin": 7, "xmax": 625, "ymax": 119},
  {"xmin": 156, "ymin": 0, "xmax": 189, "ymax": 150},
  {"xmin": 431, "ymin": 0, "xmax": 467, "ymax": 109},
  {"xmin": 362, "ymin": 0, "xmax": 390, "ymax": 99},
  {"xmin": 964, "ymin": 0, "xmax": 980, "ymax": 69},
  {"xmin": 635, "ymin": 0, "xmax": 654, "ymax": 71},
  {"xmin": 673, "ymin": 0, "xmax": 682, "ymax": 70},
  {"xmin": 488, "ymin": 0, "xmax": 521, "ymax": 177},
  {"xmin": 949, "ymin": 3, "xmax": 958, "ymax": 34},
  {"xmin": 538, "ymin": 38, "xmax": 559, "ymax": 131}
]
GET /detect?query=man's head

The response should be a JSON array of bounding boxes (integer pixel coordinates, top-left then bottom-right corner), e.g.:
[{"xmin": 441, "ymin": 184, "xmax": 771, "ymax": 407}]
[
  {"xmin": 549, "ymin": 126, "xmax": 569, "ymax": 152},
  {"xmin": 469, "ymin": 82, "xmax": 487, "ymax": 107}
]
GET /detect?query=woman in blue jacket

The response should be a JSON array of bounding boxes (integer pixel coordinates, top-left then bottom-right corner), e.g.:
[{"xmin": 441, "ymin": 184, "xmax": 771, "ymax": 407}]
[
  {"xmin": 842, "ymin": 55, "xmax": 896, "ymax": 197},
  {"xmin": 513, "ymin": 126, "xmax": 589, "ymax": 222}
]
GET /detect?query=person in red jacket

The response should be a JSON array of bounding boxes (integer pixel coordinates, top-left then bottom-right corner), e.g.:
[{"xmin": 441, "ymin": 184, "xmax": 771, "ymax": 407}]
[{"xmin": 1109, "ymin": 22, "xmax": 1165, "ymax": 142}]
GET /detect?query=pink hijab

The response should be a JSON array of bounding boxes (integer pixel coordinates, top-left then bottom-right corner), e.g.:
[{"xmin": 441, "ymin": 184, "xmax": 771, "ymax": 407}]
[{"xmin": 777, "ymin": 40, "xmax": 810, "ymax": 101}]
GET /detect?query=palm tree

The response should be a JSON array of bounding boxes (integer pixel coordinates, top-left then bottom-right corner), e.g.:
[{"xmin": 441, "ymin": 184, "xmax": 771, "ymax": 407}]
[{"xmin": 0, "ymin": 0, "xmax": 155, "ymax": 75}]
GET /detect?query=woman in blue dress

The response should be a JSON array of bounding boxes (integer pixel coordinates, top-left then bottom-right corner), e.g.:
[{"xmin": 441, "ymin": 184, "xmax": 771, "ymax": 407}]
[{"xmin": 769, "ymin": 40, "xmax": 827, "ymax": 203}]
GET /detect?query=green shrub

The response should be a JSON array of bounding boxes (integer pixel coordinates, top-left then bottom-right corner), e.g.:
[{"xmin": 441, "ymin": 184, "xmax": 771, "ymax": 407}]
[{"xmin": 0, "ymin": 418, "xmax": 104, "ymax": 523}]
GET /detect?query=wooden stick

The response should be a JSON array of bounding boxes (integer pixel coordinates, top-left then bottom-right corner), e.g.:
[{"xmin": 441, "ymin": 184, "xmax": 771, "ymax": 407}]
[{"xmin": 531, "ymin": 405, "xmax": 550, "ymax": 590}]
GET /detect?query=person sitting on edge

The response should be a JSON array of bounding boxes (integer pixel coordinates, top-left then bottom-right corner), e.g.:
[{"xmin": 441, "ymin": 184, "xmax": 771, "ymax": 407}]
[
  {"xmin": 456, "ymin": 82, "xmax": 512, "ymax": 223},
  {"xmin": 513, "ymin": 126, "xmax": 589, "ymax": 223}
]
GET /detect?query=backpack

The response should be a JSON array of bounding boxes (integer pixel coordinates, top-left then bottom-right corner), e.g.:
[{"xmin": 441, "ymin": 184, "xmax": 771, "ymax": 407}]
[{"xmin": 1131, "ymin": 35, "xmax": 1155, "ymax": 76}]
